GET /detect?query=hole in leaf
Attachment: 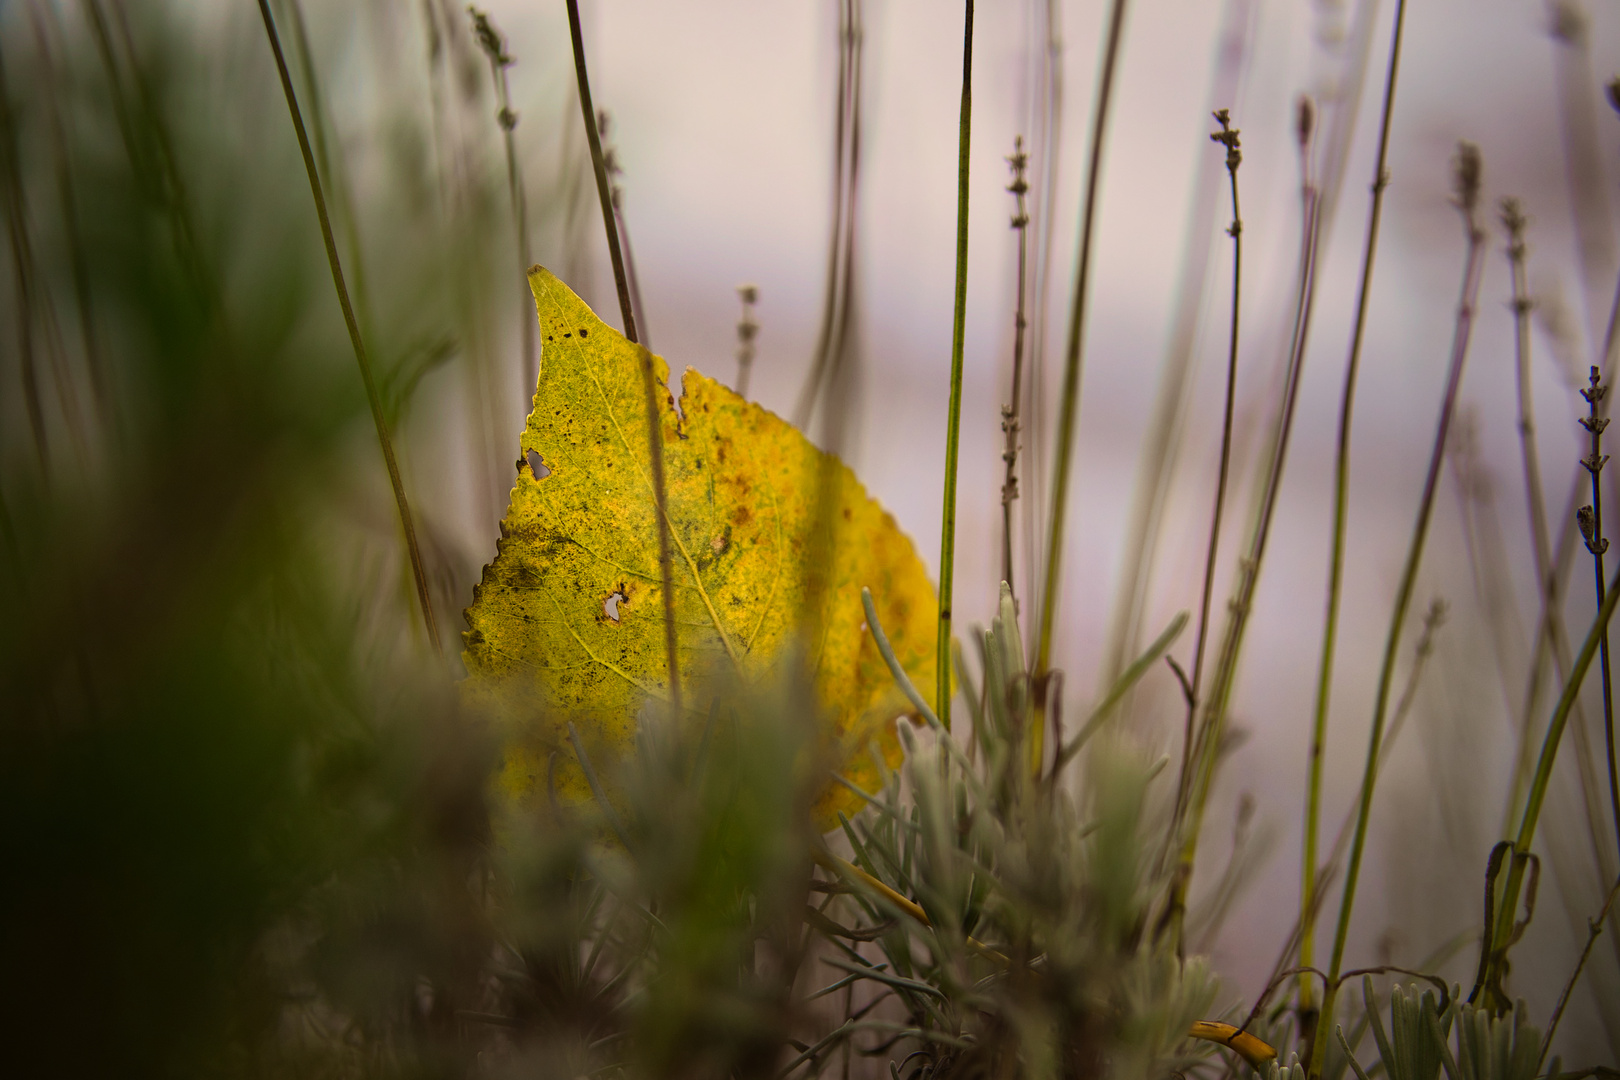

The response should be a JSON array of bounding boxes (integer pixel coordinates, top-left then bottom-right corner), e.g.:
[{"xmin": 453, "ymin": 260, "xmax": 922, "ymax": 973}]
[
  {"xmin": 526, "ymin": 449, "xmax": 552, "ymax": 480},
  {"xmin": 603, "ymin": 586, "xmax": 627, "ymax": 623}
]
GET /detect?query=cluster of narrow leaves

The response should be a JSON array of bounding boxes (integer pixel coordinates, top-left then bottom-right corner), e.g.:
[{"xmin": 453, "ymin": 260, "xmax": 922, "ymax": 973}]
[{"xmin": 461, "ymin": 269, "xmax": 938, "ymax": 829}]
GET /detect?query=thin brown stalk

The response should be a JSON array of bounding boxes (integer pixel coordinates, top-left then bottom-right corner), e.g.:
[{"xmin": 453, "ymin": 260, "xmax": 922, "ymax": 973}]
[
  {"xmin": 1540, "ymin": 872, "xmax": 1620, "ymax": 1071},
  {"xmin": 564, "ymin": 0, "xmax": 680, "ymax": 718},
  {"xmin": 599, "ymin": 111, "xmax": 651, "ymax": 350},
  {"xmin": 1180, "ymin": 112, "xmax": 1243, "ymax": 797},
  {"xmin": 1172, "ymin": 100, "xmax": 1321, "ymax": 875},
  {"xmin": 1019, "ymin": 0, "xmax": 1064, "ymax": 640},
  {"xmin": 1096, "ymin": 0, "xmax": 1254, "ymax": 686},
  {"xmin": 1549, "ymin": 3, "xmax": 1615, "ymax": 353},
  {"xmin": 469, "ymin": 7, "xmax": 536, "ymax": 391},
  {"xmin": 256, "ymin": 0, "xmax": 442, "ymax": 656},
  {"xmin": 794, "ymin": 0, "xmax": 862, "ymax": 430},
  {"xmin": 1500, "ymin": 206, "xmax": 1617, "ymax": 889},
  {"xmin": 1000, "ymin": 138, "xmax": 1031, "ymax": 601},
  {"xmin": 735, "ymin": 284, "xmax": 759, "ymax": 399}
]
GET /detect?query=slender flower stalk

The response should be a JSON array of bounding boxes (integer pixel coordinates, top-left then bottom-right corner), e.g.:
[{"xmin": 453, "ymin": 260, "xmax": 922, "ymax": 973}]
[
  {"xmin": 734, "ymin": 284, "xmax": 759, "ymax": 399},
  {"xmin": 937, "ymin": 0, "xmax": 974, "ymax": 732},
  {"xmin": 1577, "ymin": 367, "xmax": 1620, "ymax": 858},
  {"xmin": 1173, "ymin": 98, "xmax": 1320, "ymax": 880},
  {"xmin": 794, "ymin": 0, "xmax": 862, "ymax": 429},
  {"xmin": 1504, "ymin": 197, "xmax": 1561, "ymax": 842},
  {"xmin": 1311, "ymin": 142, "xmax": 1488, "ymax": 1076},
  {"xmin": 1000, "ymin": 138, "xmax": 1031, "ymax": 604},
  {"xmin": 1300, "ymin": 0, "xmax": 1409, "ymax": 1050},
  {"xmin": 470, "ymin": 7, "xmax": 535, "ymax": 392},
  {"xmin": 1182, "ymin": 110, "xmax": 1243, "ymax": 790},
  {"xmin": 598, "ymin": 111, "xmax": 651, "ymax": 350},
  {"xmin": 1159, "ymin": 109, "xmax": 1247, "ymax": 959},
  {"xmin": 564, "ymin": 0, "xmax": 680, "ymax": 719},
  {"xmin": 255, "ymin": 0, "xmax": 442, "ymax": 657},
  {"xmin": 1539, "ymin": 872, "xmax": 1620, "ymax": 1071}
]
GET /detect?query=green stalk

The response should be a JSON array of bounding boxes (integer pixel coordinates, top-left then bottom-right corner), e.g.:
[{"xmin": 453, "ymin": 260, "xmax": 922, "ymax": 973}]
[
  {"xmin": 936, "ymin": 0, "xmax": 973, "ymax": 731},
  {"xmin": 1034, "ymin": 0, "xmax": 1129, "ymax": 679},
  {"xmin": 1309, "ymin": 144, "xmax": 1486, "ymax": 1077},
  {"xmin": 1300, "ymin": 0, "xmax": 1408, "ymax": 1030},
  {"xmin": 565, "ymin": 0, "xmax": 681, "ymax": 719},
  {"xmin": 1483, "ymin": 555, "xmax": 1620, "ymax": 1006},
  {"xmin": 255, "ymin": 0, "xmax": 442, "ymax": 657}
]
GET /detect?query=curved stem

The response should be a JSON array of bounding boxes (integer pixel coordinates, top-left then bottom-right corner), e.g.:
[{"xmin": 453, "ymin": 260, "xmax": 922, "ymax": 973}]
[
  {"xmin": 936, "ymin": 0, "xmax": 974, "ymax": 731},
  {"xmin": 256, "ymin": 0, "xmax": 441, "ymax": 656}
]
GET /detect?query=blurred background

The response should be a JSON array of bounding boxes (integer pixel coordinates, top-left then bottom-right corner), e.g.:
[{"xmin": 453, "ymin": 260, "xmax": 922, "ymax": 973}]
[{"xmin": 5, "ymin": 0, "xmax": 1620, "ymax": 1070}]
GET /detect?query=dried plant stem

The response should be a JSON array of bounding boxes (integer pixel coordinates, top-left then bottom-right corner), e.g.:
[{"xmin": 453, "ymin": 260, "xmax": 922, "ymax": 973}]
[
  {"xmin": 566, "ymin": 2, "xmax": 635, "ymax": 344},
  {"xmin": 1172, "ymin": 108, "xmax": 1316, "ymax": 958},
  {"xmin": 1311, "ymin": 147, "xmax": 1485, "ymax": 1076},
  {"xmin": 1301, "ymin": 0, "xmax": 1408, "ymax": 1039},
  {"xmin": 1034, "ymin": 0, "xmax": 1129, "ymax": 680},
  {"xmin": 470, "ymin": 7, "xmax": 535, "ymax": 392},
  {"xmin": 284, "ymin": 0, "xmax": 373, "ymax": 342},
  {"xmin": 936, "ymin": 0, "xmax": 974, "ymax": 732},
  {"xmin": 1020, "ymin": 0, "xmax": 1064, "ymax": 637},
  {"xmin": 256, "ymin": 0, "xmax": 442, "ymax": 657},
  {"xmin": 1504, "ymin": 197, "xmax": 1561, "ymax": 842},
  {"xmin": 599, "ymin": 111, "xmax": 651, "ymax": 350},
  {"xmin": 735, "ymin": 285, "xmax": 759, "ymax": 399},
  {"xmin": 1096, "ymin": 0, "xmax": 1254, "ymax": 689},
  {"xmin": 1180, "ymin": 112, "xmax": 1243, "ymax": 806},
  {"xmin": 1540, "ymin": 872, "xmax": 1620, "ymax": 1071},
  {"xmin": 1577, "ymin": 366, "xmax": 1620, "ymax": 857},
  {"xmin": 565, "ymin": 0, "xmax": 680, "ymax": 719},
  {"xmin": 999, "ymin": 140, "xmax": 1030, "ymax": 601},
  {"xmin": 794, "ymin": 0, "xmax": 862, "ymax": 430}
]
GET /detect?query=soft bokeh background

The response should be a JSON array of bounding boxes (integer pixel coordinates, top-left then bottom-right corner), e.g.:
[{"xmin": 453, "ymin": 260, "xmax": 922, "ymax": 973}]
[{"xmin": 7, "ymin": 0, "xmax": 1620, "ymax": 1067}]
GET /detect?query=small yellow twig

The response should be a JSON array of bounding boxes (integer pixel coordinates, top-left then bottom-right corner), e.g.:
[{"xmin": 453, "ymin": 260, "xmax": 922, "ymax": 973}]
[{"xmin": 1188, "ymin": 1020, "xmax": 1279, "ymax": 1071}]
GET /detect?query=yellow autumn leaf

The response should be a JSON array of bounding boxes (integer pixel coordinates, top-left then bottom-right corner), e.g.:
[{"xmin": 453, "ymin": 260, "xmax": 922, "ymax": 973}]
[{"xmin": 460, "ymin": 267, "xmax": 938, "ymax": 830}]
